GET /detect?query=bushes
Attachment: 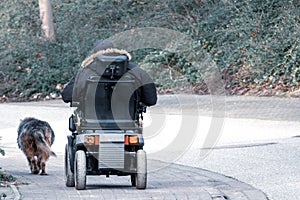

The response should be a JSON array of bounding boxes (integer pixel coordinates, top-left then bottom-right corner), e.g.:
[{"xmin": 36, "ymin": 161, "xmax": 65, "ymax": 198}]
[
  {"xmin": 194, "ymin": 0, "xmax": 300, "ymax": 95},
  {"xmin": 0, "ymin": 0, "xmax": 299, "ymax": 100}
]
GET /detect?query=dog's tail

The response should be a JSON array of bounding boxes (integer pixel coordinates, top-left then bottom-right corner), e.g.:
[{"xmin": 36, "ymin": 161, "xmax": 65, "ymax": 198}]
[{"xmin": 33, "ymin": 131, "xmax": 57, "ymax": 157}]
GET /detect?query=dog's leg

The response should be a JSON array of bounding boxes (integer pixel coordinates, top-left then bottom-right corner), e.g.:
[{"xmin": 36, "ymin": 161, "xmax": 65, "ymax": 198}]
[
  {"xmin": 40, "ymin": 162, "xmax": 47, "ymax": 175},
  {"xmin": 31, "ymin": 156, "xmax": 39, "ymax": 174},
  {"xmin": 25, "ymin": 151, "xmax": 39, "ymax": 174},
  {"xmin": 28, "ymin": 157, "xmax": 39, "ymax": 174},
  {"xmin": 37, "ymin": 159, "xmax": 41, "ymax": 173},
  {"xmin": 27, "ymin": 157, "xmax": 34, "ymax": 173},
  {"xmin": 39, "ymin": 153, "xmax": 49, "ymax": 175}
]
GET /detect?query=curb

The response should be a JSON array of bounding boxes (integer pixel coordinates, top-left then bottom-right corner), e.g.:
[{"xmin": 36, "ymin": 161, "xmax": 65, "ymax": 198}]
[
  {"xmin": 201, "ymin": 168, "xmax": 270, "ymax": 200},
  {"xmin": 9, "ymin": 185, "xmax": 21, "ymax": 200},
  {"xmin": 150, "ymin": 160, "xmax": 269, "ymax": 200}
]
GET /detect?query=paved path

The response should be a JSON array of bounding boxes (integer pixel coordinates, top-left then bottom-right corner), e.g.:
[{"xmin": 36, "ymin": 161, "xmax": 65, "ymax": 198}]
[
  {"xmin": 1, "ymin": 148, "xmax": 267, "ymax": 200},
  {"xmin": 2, "ymin": 94, "xmax": 299, "ymax": 199}
]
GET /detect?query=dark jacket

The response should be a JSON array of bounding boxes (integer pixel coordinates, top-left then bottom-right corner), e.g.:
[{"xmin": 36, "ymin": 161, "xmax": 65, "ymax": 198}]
[{"xmin": 61, "ymin": 48, "xmax": 157, "ymax": 107}]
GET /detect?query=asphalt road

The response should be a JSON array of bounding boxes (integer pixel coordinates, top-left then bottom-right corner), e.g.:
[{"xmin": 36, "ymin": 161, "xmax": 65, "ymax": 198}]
[
  {"xmin": 158, "ymin": 95, "xmax": 300, "ymax": 200},
  {"xmin": 176, "ymin": 136, "xmax": 300, "ymax": 200},
  {"xmin": 0, "ymin": 94, "xmax": 299, "ymax": 199}
]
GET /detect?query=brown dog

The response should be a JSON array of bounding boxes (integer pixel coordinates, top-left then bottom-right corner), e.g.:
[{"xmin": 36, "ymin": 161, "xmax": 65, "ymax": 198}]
[{"xmin": 17, "ymin": 117, "xmax": 56, "ymax": 175}]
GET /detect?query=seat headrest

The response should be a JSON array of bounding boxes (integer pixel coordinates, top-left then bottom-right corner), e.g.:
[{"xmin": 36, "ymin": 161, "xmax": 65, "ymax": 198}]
[{"xmin": 95, "ymin": 55, "xmax": 128, "ymax": 79}]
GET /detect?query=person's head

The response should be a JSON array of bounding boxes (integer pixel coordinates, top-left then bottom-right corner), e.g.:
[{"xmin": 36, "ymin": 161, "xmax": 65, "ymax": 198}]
[{"xmin": 93, "ymin": 39, "xmax": 114, "ymax": 52}]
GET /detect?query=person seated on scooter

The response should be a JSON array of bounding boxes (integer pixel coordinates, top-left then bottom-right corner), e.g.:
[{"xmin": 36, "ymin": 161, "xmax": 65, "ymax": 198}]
[{"xmin": 61, "ymin": 39, "xmax": 157, "ymax": 108}]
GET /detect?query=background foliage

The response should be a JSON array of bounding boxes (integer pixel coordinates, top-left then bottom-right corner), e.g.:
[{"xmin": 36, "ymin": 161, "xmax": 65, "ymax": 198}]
[{"xmin": 0, "ymin": 0, "xmax": 299, "ymax": 101}]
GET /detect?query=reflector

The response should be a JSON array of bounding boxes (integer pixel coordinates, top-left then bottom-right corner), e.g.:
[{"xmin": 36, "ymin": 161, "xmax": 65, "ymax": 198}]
[
  {"xmin": 85, "ymin": 135, "xmax": 95, "ymax": 146},
  {"xmin": 129, "ymin": 136, "xmax": 138, "ymax": 145}
]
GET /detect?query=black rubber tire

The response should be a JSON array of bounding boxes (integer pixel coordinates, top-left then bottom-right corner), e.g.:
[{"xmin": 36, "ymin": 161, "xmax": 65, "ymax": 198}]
[
  {"xmin": 74, "ymin": 150, "xmax": 86, "ymax": 190},
  {"xmin": 131, "ymin": 174, "xmax": 136, "ymax": 187},
  {"xmin": 64, "ymin": 144, "xmax": 75, "ymax": 187},
  {"xmin": 136, "ymin": 150, "xmax": 147, "ymax": 189}
]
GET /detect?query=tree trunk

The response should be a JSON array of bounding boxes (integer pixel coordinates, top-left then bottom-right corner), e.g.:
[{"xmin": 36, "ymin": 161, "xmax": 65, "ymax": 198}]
[{"xmin": 39, "ymin": 0, "xmax": 55, "ymax": 41}]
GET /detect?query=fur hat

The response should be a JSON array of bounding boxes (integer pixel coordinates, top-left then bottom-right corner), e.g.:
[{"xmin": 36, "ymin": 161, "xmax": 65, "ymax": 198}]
[
  {"xmin": 81, "ymin": 48, "xmax": 131, "ymax": 68},
  {"xmin": 93, "ymin": 39, "xmax": 114, "ymax": 52}
]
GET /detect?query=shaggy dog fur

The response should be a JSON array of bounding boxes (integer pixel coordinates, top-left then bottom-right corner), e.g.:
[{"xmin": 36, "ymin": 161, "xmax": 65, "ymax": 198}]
[{"xmin": 17, "ymin": 117, "xmax": 56, "ymax": 175}]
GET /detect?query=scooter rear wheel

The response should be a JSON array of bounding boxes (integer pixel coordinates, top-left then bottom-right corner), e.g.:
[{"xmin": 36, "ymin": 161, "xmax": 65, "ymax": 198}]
[
  {"xmin": 64, "ymin": 144, "xmax": 75, "ymax": 187},
  {"xmin": 135, "ymin": 150, "xmax": 147, "ymax": 189},
  {"xmin": 74, "ymin": 150, "xmax": 86, "ymax": 190}
]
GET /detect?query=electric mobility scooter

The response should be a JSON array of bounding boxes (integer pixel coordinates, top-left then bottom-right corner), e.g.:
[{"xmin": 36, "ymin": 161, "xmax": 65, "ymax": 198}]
[{"xmin": 64, "ymin": 54, "xmax": 147, "ymax": 190}]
